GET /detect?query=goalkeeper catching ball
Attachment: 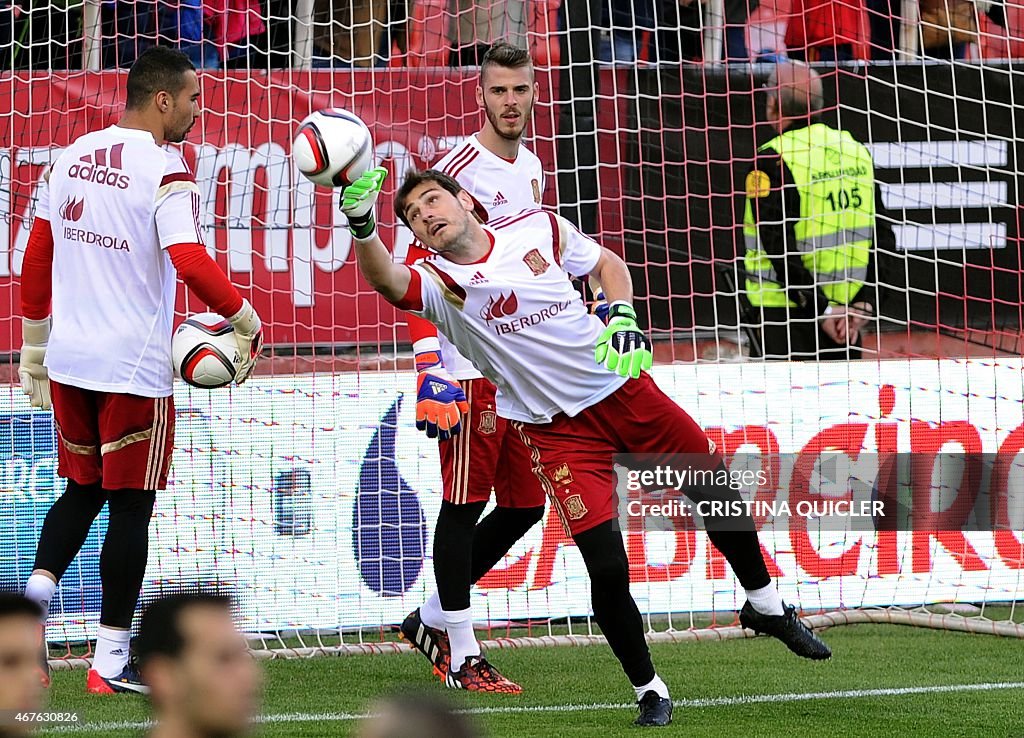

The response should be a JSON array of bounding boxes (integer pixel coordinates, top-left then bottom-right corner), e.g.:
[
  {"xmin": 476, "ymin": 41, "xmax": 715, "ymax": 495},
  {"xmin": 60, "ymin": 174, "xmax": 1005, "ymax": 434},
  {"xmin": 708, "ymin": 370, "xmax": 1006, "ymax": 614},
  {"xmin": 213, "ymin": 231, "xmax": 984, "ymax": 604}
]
[{"xmin": 340, "ymin": 167, "xmax": 831, "ymax": 728}]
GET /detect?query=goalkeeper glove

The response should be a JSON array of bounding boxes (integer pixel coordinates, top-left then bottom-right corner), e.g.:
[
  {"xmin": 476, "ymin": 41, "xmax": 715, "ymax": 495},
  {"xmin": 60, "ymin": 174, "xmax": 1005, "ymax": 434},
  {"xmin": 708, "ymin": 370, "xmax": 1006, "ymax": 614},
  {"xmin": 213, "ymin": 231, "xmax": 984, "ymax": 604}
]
[
  {"xmin": 594, "ymin": 302, "xmax": 653, "ymax": 379},
  {"xmin": 19, "ymin": 317, "xmax": 51, "ymax": 410},
  {"xmin": 339, "ymin": 167, "xmax": 388, "ymax": 240},
  {"xmin": 228, "ymin": 299, "xmax": 264, "ymax": 384},
  {"xmin": 416, "ymin": 366, "xmax": 470, "ymax": 441}
]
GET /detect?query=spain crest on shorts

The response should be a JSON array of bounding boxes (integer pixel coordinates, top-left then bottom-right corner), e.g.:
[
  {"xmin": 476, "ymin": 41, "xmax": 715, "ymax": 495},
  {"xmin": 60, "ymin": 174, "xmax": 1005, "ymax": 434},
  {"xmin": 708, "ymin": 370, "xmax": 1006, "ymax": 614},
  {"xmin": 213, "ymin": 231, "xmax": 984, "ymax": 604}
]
[
  {"xmin": 523, "ymin": 248, "xmax": 550, "ymax": 276},
  {"xmin": 563, "ymin": 493, "xmax": 588, "ymax": 520},
  {"xmin": 477, "ymin": 410, "xmax": 497, "ymax": 435}
]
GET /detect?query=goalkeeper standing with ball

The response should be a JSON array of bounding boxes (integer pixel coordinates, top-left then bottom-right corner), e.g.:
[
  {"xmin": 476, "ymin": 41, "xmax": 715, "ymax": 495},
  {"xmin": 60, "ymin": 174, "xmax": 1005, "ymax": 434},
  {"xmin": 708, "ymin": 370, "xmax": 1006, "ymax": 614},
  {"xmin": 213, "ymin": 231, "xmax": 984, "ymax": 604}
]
[
  {"xmin": 398, "ymin": 42, "xmax": 551, "ymax": 695},
  {"xmin": 18, "ymin": 47, "xmax": 262, "ymax": 695},
  {"xmin": 338, "ymin": 167, "xmax": 832, "ymax": 727}
]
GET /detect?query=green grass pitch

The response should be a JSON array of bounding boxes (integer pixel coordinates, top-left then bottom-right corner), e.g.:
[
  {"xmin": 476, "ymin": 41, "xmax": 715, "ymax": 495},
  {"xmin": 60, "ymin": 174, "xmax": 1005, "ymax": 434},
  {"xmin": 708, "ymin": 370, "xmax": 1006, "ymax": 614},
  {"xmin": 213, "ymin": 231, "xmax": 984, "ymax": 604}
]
[{"xmin": 39, "ymin": 625, "xmax": 1024, "ymax": 737}]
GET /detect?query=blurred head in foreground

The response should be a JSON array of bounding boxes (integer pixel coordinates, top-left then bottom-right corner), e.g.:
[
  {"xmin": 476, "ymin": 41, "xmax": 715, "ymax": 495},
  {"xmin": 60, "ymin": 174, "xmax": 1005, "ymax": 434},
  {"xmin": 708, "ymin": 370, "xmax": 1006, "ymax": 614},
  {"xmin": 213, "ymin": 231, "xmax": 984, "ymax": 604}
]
[
  {"xmin": 136, "ymin": 594, "xmax": 261, "ymax": 738},
  {"xmin": 0, "ymin": 594, "xmax": 44, "ymax": 737},
  {"xmin": 357, "ymin": 691, "xmax": 481, "ymax": 738}
]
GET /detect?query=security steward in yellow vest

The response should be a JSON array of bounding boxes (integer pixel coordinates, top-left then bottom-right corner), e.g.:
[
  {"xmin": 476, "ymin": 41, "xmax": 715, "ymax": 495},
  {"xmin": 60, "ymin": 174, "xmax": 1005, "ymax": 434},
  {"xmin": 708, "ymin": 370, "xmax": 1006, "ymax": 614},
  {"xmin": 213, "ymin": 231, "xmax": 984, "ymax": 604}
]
[{"xmin": 743, "ymin": 62, "xmax": 894, "ymax": 360}]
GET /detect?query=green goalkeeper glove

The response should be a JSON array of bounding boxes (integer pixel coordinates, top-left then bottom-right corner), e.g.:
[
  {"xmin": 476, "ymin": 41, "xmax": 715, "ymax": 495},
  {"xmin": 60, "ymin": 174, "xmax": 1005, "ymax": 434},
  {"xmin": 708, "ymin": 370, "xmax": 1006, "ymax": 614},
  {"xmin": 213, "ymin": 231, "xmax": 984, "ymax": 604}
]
[
  {"xmin": 339, "ymin": 167, "xmax": 388, "ymax": 240},
  {"xmin": 594, "ymin": 302, "xmax": 653, "ymax": 379}
]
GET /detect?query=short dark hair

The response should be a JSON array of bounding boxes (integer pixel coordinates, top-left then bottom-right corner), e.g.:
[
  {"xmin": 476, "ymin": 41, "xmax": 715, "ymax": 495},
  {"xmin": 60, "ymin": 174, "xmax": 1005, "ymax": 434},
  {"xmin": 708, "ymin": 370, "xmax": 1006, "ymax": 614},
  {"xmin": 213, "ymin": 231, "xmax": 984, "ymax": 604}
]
[
  {"xmin": 125, "ymin": 47, "xmax": 196, "ymax": 111},
  {"xmin": 0, "ymin": 593, "xmax": 42, "ymax": 621},
  {"xmin": 393, "ymin": 169, "xmax": 488, "ymax": 228},
  {"xmin": 135, "ymin": 593, "xmax": 232, "ymax": 669},
  {"xmin": 480, "ymin": 41, "xmax": 532, "ymax": 81}
]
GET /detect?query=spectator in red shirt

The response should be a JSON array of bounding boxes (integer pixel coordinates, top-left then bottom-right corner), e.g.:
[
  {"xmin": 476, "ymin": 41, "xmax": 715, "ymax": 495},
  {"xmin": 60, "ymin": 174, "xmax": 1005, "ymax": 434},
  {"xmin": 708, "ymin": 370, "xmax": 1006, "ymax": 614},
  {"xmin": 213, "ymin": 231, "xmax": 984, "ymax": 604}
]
[{"xmin": 784, "ymin": 0, "xmax": 869, "ymax": 62}]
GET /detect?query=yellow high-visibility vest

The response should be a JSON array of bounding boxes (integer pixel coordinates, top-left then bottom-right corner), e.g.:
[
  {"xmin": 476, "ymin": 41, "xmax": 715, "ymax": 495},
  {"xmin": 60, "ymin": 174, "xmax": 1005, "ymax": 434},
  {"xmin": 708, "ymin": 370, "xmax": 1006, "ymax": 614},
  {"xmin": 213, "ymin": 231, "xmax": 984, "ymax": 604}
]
[{"xmin": 743, "ymin": 123, "xmax": 875, "ymax": 308}]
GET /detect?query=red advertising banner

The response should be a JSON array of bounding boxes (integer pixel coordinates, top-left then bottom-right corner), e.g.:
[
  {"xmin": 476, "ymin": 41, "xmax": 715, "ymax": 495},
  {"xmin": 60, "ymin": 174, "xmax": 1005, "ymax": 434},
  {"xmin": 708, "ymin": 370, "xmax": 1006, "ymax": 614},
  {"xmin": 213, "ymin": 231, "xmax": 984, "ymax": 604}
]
[{"xmin": 0, "ymin": 69, "xmax": 628, "ymax": 353}]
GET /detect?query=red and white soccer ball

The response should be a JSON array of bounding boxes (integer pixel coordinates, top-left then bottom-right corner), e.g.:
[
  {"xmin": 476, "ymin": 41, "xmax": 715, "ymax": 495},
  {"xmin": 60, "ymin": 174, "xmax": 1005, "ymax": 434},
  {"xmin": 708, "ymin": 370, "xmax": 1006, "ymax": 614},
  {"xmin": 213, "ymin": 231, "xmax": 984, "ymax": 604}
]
[
  {"xmin": 293, "ymin": 108, "xmax": 374, "ymax": 188},
  {"xmin": 172, "ymin": 313, "xmax": 242, "ymax": 389}
]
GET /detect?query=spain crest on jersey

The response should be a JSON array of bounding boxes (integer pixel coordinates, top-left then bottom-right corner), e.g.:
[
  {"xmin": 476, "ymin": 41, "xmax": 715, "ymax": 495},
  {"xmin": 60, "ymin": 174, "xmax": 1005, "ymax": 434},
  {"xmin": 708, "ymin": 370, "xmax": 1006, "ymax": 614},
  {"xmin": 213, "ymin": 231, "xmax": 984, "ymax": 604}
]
[
  {"xmin": 522, "ymin": 248, "xmax": 550, "ymax": 276},
  {"xmin": 563, "ymin": 493, "xmax": 588, "ymax": 520}
]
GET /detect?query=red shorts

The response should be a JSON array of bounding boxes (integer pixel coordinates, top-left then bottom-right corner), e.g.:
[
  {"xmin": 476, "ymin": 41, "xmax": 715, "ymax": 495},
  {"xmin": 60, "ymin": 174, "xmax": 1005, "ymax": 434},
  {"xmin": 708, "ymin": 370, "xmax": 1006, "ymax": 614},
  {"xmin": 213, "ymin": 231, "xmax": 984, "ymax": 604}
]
[
  {"xmin": 437, "ymin": 377, "xmax": 546, "ymax": 508},
  {"xmin": 513, "ymin": 372, "xmax": 717, "ymax": 536},
  {"xmin": 51, "ymin": 381, "xmax": 175, "ymax": 491}
]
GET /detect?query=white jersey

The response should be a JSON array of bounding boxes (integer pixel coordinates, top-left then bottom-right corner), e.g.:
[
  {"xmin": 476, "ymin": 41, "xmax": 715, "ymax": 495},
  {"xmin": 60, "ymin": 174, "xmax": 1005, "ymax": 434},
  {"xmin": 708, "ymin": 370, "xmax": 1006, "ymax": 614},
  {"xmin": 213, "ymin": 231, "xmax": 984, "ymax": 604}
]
[
  {"xmin": 398, "ymin": 209, "xmax": 627, "ymax": 424},
  {"xmin": 38, "ymin": 125, "xmax": 205, "ymax": 397},
  {"xmin": 418, "ymin": 134, "xmax": 544, "ymax": 380}
]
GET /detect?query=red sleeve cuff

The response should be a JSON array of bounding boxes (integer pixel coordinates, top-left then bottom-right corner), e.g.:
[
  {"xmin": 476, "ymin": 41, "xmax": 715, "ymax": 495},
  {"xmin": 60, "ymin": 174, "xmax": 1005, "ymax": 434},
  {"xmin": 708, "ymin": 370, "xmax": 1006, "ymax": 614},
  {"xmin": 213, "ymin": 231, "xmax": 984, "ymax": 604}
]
[
  {"xmin": 406, "ymin": 309, "xmax": 438, "ymax": 343},
  {"xmin": 394, "ymin": 268, "xmax": 424, "ymax": 312}
]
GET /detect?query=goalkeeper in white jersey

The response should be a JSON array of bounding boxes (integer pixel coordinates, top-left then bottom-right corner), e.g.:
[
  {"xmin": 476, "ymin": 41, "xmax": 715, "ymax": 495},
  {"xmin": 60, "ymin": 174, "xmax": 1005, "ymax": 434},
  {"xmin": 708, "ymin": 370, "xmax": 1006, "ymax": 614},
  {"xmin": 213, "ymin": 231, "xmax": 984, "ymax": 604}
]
[
  {"xmin": 338, "ymin": 168, "xmax": 832, "ymax": 728},
  {"xmin": 18, "ymin": 47, "xmax": 262, "ymax": 695},
  {"xmin": 399, "ymin": 42, "xmax": 548, "ymax": 696}
]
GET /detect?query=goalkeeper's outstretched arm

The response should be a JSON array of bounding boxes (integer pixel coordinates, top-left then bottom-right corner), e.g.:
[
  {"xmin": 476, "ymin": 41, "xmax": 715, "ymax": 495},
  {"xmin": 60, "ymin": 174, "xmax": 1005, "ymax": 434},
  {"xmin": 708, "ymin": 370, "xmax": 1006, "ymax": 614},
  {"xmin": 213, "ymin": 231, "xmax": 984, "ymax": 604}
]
[{"xmin": 340, "ymin": 167, "xmax": 411, "ymax": 305}]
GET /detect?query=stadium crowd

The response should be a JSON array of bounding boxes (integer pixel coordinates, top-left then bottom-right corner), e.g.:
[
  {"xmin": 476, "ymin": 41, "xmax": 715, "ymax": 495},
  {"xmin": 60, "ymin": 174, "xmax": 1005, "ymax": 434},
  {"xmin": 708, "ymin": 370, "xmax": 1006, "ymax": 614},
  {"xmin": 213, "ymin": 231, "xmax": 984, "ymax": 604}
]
[{"xmin": 2, "ymin": 0, "xmax": 1023, "ymax": 70}]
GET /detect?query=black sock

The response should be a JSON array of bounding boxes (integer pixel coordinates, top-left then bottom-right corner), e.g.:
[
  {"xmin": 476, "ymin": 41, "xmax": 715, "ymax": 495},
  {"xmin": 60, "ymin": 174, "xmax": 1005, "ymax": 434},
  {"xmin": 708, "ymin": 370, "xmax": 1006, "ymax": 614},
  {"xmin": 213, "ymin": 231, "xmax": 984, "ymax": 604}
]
[
  {"xmin": 33, "ymin": 480, "xmax": 107, "ymax": 580},
  {"xmin": 686, "ymin": 463, "xmax": 771, "ymax": 591},
  {"xmin": 574, "ymin": 521, "xmax": 655, "ymax": 688},
  {"xmin": 433, "ymin": 501, "xmax": 486, "ymax": 612},
  {"xmin": 705, "ymin": 529, "xmax": 771, "ymax": 590},
  {"xmin": 469, "ymin": 505, "xmax": 545, "ymax": 583},
  {"xmin": 99, "ymin": 489, "xmax": 156, "ymax": 629}
]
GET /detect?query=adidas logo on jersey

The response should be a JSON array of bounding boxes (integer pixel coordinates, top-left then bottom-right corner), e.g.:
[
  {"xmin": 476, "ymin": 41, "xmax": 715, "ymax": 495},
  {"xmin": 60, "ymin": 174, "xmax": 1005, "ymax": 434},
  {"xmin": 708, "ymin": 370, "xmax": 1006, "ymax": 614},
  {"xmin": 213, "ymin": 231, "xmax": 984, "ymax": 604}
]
[
  {"xmin": 67, "ymin": 144, "xmax": 130, "ymax": 190},
  {"xmin": 492, "ymin": 191, "xmax": 508, "ymax": 207},
  {"xmin": 470, "ymin": 271, "xmax": 488, "ymax": 285}
]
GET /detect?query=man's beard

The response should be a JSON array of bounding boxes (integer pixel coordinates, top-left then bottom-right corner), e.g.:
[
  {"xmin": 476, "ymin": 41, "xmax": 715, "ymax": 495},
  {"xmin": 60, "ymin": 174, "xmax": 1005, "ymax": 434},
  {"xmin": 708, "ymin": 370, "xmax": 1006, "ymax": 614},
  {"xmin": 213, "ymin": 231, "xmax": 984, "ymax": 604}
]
[
  {"xmin": 167, "ymin": 120, "xmax": 195, "ymax": 144},
  {"xmin": 430, "ymin": 220, "xmax": 471, "ymax": 259},
  {"xmin": 485, "ymin": 105, "xmax": 529, "ymax": 141}
]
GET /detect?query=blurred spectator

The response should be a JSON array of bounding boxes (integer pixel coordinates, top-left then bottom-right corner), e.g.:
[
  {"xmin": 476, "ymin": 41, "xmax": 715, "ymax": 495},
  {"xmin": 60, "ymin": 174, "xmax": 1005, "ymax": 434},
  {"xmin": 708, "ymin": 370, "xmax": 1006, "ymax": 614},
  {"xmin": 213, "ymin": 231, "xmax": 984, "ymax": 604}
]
[
  {"xmin": 448, "ymin": 0, "xmax": 527, "ymax": 66},
  {"xmin": 5, "ymin": 3, "xmax": 81, "ymax": 69},
  {"xmin": 204, "ymin": 0, "xmax": 266, "ymax": 67},
  {"xmin": 357, "ymin": 692, "xmax": 481, "ymax": 738},
  {"xmin": 919, "ymin": 0, "xmax": 978, "ymax": 58},
  {"xmin": 261, "ymin": 0, "xmax": 296, "ymax": 67},
  {"xmin": 136, "ymin": 594, "xmax": 261, "ymax": 738},
  {"xmin": 652, "ymin": 0, "xmax": 705, "ymax": 62},
  {"xmin": 725, "ymin": 0, "xmax": 758, "ymax": 61},
  {"xmin": 102, "ymin": 1, "xmax": 221, "ymax": 69},
  {"xmin": 648, "ymin": 0, "xmax": 758, "ymax": 63},
  {"xmin": 599, "ymin": 0, "xmax": 656, "ymax": 63},
  {"xmin": 866, "ymin": 0, "xmax": 899, "ymax": 58},
  {"xmin": 0, "ymin": 594, "xmax": 44, "ymax": 738},
  {"xmin": 784, "ymin": 0, "xmax": 870, "ymax": 62},
  {"xmin": 311, "ymin": 0, "xmax": 396, "ymax": 67}
]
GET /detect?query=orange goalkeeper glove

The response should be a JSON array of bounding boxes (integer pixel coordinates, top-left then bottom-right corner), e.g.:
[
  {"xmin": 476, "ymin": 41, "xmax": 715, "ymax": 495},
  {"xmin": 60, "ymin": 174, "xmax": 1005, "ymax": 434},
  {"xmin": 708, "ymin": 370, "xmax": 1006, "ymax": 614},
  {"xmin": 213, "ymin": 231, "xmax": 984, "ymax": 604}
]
[{"xmin": 415, "ymin": 367, "xmax": 470, "ymax": 441}]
